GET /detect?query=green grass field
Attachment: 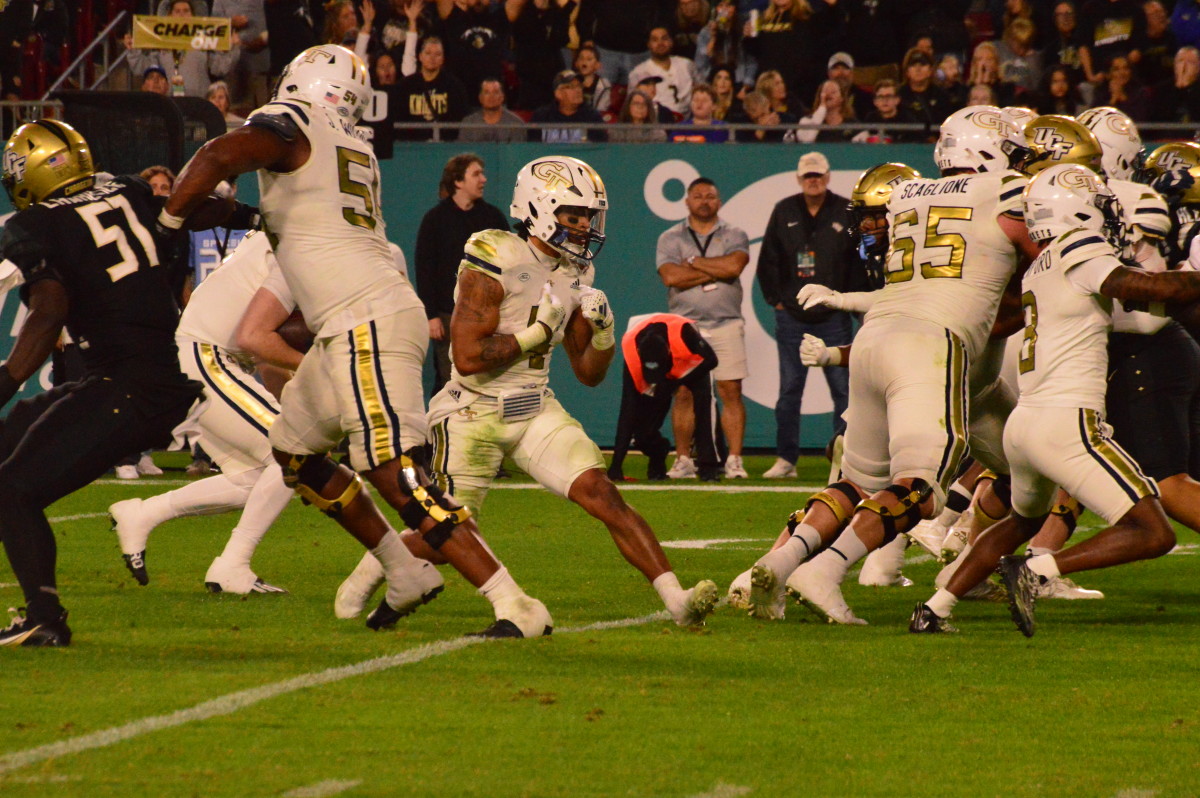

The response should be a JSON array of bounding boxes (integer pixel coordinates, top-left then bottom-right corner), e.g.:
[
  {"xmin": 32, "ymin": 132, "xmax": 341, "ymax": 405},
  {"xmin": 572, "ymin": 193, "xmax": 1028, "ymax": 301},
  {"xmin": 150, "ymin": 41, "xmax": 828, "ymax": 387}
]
[{"xmin": 2, "ymin": 454, "xmax": 1198, "ymax": 797}]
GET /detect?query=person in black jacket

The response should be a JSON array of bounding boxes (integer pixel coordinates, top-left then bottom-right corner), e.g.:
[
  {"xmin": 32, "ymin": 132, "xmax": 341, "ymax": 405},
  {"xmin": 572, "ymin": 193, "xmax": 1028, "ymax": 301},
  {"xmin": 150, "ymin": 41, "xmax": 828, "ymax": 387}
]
[
  {"xmin": 755, "ymin": 151, "xmax": 867, "ymax": 478},
  {"xmin": 389, "ymin": 35, "xmax": 468, "ymax": 140},
  {"xmin": 414, "ymin": 152, "xmax": 509, "ymax": 396}
]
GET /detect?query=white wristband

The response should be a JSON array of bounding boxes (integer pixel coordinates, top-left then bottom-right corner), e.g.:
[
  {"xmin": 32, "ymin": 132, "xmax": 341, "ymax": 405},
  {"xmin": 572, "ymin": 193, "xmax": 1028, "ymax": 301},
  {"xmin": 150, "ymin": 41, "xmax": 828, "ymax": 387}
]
[
  {"xmin": 157, "ymin": 208, "xmax": 185, "ymax": 230},
  {"xmin": 514, "ymin": 323, "xmax": 548, "ymax": 353}
]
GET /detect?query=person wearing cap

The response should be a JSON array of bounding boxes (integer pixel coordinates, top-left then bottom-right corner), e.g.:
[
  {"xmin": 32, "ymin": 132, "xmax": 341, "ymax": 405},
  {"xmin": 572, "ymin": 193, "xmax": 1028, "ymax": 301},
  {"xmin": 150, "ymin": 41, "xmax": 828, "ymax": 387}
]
[
  {"xmin": 608, "ymin": 314, "xmax": 720, "ymax": 482},
  {"xmin": 141, "ymin": 65, "xmax": 172, "ymax": 96},
  {"xmin": 656, "ymin": 177, "xmax": 750, "ymax": 480},
  {"xmin": 634, "ymin": 74, "xmax": 679, "ymax": 123},
  {"xmin": 627, "ymin": 26, "xmax": 699, "ymax": 117},
  {"xmin": 756, "ymin": 151, "xmax": 866, "ymax": 479},
  {"xmin": 528, "ymin": 69, "xmax": 608, "ymax": 143},
  {"xmin": 898, "ymin": 46, "xmax": 951, "ymax": 139},
  {"xmin": 826, "ymin": 51, "xmax": 873, "ymax": 120}
]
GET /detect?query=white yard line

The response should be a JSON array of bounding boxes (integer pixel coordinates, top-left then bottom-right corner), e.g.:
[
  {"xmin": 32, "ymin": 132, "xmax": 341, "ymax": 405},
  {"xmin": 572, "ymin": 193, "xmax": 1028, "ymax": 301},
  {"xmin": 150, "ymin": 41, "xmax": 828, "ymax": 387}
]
[
  {"xmin": 688, "ymin": 783, "xmax": 752, "ymax": 798},
  {"xmin": 282, "ymin": 780, "xmax": 363, "ymax": 798},
  {"xmin": 0, "ymin": 611, "xmax": 668, "ymax": 775}
]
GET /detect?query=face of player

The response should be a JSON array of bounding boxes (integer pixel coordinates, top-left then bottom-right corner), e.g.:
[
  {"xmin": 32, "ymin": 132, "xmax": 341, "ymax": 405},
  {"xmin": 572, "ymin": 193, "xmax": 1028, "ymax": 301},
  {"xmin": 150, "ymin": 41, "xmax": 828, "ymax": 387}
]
[
  {"xmin": 479, "ymin": 80, "xmax": 504, "ymax": 110},
  {"xmin": 554, "ymin": 205, "xmax": 600, "ymax": 250},
  {"xmin": 147, "ymin": 173, "xmax": 173, "ymax": 197},
  {"xmin": 648, "ymin": 28, "xmax": 672, "ymax": 58},
  {"xmin": 574, "ymin": 48, "xmax": 598, "ymax": 77},
  {"xmin": 685, "ymin": 182, "xmax": 721, "ymax": 223},
  {"xmin": 456, "ymin": 161, "xmax": 487, "ymax": 203}
]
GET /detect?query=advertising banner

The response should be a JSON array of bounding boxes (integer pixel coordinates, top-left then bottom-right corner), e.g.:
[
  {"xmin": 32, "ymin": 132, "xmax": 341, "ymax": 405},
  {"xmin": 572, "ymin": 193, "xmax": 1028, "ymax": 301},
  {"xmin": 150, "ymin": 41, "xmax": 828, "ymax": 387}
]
[{"xmin": 131, "ymin": 15, "xmax": 233, "ymax": 51}]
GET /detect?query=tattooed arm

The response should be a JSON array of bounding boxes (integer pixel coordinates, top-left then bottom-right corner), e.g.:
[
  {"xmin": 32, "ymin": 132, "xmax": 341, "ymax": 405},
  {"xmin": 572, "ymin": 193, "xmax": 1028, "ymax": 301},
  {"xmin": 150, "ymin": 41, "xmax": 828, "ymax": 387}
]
[
  {"xmin": 450, "ymin": 269, "xmax": 523, "ymax": 375},
  {"xmin": 561, "ymin": 308, "xmax": 614, "ymax": 386}
]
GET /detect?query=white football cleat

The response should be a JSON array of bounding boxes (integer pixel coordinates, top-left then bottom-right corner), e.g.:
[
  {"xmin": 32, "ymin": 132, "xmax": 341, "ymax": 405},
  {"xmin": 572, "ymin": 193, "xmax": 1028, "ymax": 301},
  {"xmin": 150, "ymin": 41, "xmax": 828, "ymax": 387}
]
[
  {"xmin": 136, "ymin": 454, "xmax": 163, "ymax": 476},
  {"xmin": 724, "ymin": 455, "xmax": 749, "ymax": 479},
  {"xmin": 906, "ymin": 519, "xmax": 949, "ymax": 561},
  {"xmin": 672, "ymin": 579, "xmax": 719, "ymax": 627},
  {"xmin": 762, "ymin": 458, "xmax": 797, "ymax": 479},
  {"xmin": 110, "ymin": 498, "xmax": 155, "ymax": 585},
  {"xmin": 114, "ymin": 464, "xmax": 139, "ymax": 480},
  {"xmin": 786, "ymin": 561, "xmax": 867, "ymax": 625},
  {"xmin": 335, "ymin": 551, "xmax": 386, "ymax": 619},
  {"xmin": 858, "ymin": 536, "xmax": 912, "ymax": 587},
  {"xmin": 941, "ymin": 508, "xmax": 973, "ymax": 561},
  {"xmin": 204, "ymin": 556, "xmax": 287, "ymax": 594},
  {"xmin": 478, "ymin": 595, "xmax": 554, "ymax": 638},
  {"xmin": 747, "ymin": 564, "xmax": 787, "ymax": 619},
  {"xmin": 666, "ymin": 455, "xmax": 697, "ymax": 479},
  {"xmin": 726, "ymin": 568, "xmax": 753, "ymax": 611},
  {"xmin": 1037, "ymin": 575, "xmax": 1104, "ymax": 600}
]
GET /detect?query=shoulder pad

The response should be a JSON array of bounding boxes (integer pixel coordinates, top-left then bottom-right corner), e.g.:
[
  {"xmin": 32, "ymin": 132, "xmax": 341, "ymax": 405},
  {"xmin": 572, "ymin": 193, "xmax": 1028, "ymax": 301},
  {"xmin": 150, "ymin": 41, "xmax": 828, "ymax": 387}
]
[
  {"xmin": 996, "ymin": 172, "xmax": 1027, "ymax": 217},
  {"xmin": 247, "ymin": 101, "xmax": 312, "ymax": 142},
  {"xmin": 461, "ymin": 229, "xmax": 521, "ymax": 279},
  {"xmin": 1056, "ymin": 228, "xmax": 1115, "ymax": 270},
  {"xmin": 1131, "ymin": 190, "xmax": 1171, "ymax": 240}
]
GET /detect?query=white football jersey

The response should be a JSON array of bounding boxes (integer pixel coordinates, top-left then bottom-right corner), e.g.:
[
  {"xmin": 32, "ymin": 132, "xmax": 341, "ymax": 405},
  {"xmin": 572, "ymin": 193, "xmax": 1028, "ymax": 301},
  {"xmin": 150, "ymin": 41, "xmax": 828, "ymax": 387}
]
[
  {"xmin": 177, "ymin": 231, "xmax": 295, "ymax": 352},
  {"xmin": 1109, "ymin": 178, "xmax": 1171, "ymax": 334},
  {"xmin": 627, "ymin": 56, "xmax": 696, "ymax": 115},
  {"xmin": 1017, "ymin": 228, "xmax": 1122, "ymax": 410},
  {"xmin": 251, "ymin": 99, "xmax": 422, "ymax": 338},
  {"xmin": 450, "ymin": 229, "xmax": 592, "ymax": 395},
  {"xmin": 870, "ymin": 170, "xmax": 1026, "ymax": 360}
]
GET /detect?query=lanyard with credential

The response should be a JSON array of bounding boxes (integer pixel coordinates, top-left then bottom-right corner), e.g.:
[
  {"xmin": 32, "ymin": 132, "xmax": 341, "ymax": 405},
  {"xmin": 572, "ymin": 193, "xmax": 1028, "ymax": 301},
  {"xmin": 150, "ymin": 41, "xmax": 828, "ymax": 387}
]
[{"xmin": 687, "ymin": 227, "xmax": 715, "ymax": 258}]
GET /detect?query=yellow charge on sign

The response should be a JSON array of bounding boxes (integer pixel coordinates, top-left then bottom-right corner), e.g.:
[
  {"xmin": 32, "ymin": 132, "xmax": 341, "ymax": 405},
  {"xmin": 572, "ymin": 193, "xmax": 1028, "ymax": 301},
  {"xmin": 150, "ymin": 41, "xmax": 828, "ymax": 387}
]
[{"xmin": 131, "ymin": 15, "xmax": 233, "ymax": 52}]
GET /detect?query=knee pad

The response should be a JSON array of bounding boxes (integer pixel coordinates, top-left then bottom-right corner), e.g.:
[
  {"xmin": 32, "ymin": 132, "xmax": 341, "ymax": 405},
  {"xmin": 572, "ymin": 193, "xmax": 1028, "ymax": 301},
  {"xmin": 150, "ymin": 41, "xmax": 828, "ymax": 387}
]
[
  {"xmin": 396, "ymin": 448, "xmax": 471, "ymax": 549},
  {"xmin": 801, "ymin": 481, "xmax": 860, "ymax": 528},
  {"xmin": 855, "ymin": 480, "xmax": 932, "ymax": 545},
  {"xmin": 282, "ymin": 454, "xmax": 362, "ymax": 517},
  {"xmin": 989, "ymin": 473, "xmax": 1012, "ymax": 508}
]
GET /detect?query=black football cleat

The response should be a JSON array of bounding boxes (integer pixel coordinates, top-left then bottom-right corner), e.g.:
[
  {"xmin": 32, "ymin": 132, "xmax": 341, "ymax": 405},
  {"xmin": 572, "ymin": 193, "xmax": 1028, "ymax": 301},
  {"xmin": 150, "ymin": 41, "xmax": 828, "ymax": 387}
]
[
  {"xmin": 365, "ymin": 584, "xmax": 444, "ymax": 630},
  {"xmin": 122, "ymin": 551, "xmax": 149, "ymax": 586},
  {"xmin": 0, "ymin": 609, "xmax": 72, "ymax": 647},
  {"xmin": 997, "ymin": 554, "xmax": 1039, "ymax": 637},
  {"xmin": 467, "ymin": 619, "xmax": 528, "ymax": 639},
  {"xmin": 908, "ymin": 602, "xmax": 958, "ymax": 634}
]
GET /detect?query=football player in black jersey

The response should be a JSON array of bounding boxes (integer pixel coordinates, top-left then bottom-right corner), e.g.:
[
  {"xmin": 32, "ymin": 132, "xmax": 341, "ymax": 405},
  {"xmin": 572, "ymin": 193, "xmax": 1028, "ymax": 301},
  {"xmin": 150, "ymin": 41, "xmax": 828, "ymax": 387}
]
[{"xmin": 0, "ymin": 120, "xmax": 205, "ymax": 646}]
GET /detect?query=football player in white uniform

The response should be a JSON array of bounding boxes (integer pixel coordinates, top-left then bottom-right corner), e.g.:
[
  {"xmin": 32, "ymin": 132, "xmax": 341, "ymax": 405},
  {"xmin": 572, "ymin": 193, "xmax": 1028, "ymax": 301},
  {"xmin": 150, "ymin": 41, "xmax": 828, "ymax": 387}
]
[
  {"xmin": 757, "ymin": 107, "xmax": 1038, "ymax": 625},
  {"xmin": 108, "ymin": 231, "xmax": 298, "ymax": 594},
  {"xmin": 160, "ymin": 45, "xmax": 547, "ymax": 637},
  {"xmin": 911, "ymin": 164, "xmax": 1200, "ymax": 635},
  {"xmin": 337, "ymin": 156, "xmax": 720, "ymax": 630}
]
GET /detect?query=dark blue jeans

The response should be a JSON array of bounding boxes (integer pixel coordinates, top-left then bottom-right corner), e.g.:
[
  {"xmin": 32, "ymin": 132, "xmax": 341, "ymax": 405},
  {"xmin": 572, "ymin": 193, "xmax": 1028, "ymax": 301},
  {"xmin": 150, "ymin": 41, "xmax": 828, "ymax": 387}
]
[{"xmin": 774, "ymin": 310, "xmax": 853, "ymax": 463}]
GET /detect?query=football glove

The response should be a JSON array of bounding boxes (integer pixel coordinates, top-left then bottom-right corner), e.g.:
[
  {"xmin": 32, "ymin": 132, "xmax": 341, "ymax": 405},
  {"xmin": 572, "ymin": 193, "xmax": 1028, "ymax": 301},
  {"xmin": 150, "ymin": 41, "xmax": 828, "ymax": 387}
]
[
  {"xmin": 579, "ymin": 287, "xmax": 615, "ymax": 350},
  {"xmin": 796, "ymin": 284, "xmax": 839, "ymax": 310},
  {"xmin": 516, "ymin": 282, "xmax": 567, "ymax": 352},
  {"xmin": 800, "ymin": 333, "xmax": 842, "ymax": 366}
]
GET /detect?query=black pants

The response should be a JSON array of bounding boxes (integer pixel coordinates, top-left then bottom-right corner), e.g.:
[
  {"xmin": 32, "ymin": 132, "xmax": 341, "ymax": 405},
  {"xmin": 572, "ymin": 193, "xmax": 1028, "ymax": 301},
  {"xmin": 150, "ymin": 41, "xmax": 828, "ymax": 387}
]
[
  {"xmin": 609, "ymin": 366, "xmax": 719, "ymax": 480},
  {"xmin": 1107, "ymin": 322, "xmax": 1200, "ymax": 481},
  {"xmin": 0, "ymin": 375, "xmax": 201, "ymax": 621}
]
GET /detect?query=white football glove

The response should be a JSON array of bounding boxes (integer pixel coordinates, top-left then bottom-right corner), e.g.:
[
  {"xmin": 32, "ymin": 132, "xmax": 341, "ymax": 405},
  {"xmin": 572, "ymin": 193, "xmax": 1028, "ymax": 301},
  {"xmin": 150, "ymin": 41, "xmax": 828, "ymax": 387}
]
[
  {"xmin": 579, "ymin": 287, "xmax": 615, "ymax": 350},
  {"xmin": 800, "ymin": 333, "xmax": 842, "ymax": 367},
  {"xmin": 516, "ymin": 282, "xmax": 567, "ymax": 352},
  {"xmin": 796, "ymin": 284, "xmax": 840, "ymax": 310}
]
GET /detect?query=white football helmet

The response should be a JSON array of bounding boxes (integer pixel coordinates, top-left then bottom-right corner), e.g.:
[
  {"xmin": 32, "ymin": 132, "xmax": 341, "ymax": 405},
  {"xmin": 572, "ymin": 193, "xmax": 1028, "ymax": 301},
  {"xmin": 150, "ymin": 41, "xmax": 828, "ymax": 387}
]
[
  {"xmin": 1023, "ymin": 163, "xmax": 1124, "ymax": 246},
  {"xmin": 1002, "ymin": 106, "xmax": 1037, "ymax": 131},
  {"xmin": 511, "ymin": 156, "xmax": 608, "ymax": 263},
  {"xmin": 935, "ymin": 105, "xmax": 1026, "ymax": 173},
  {"xmin": 1077, "ymin": 106, "xmax": 1146, "ymax": 181},
  {"xmin": 274, "ymin": 45, "xmax": 371, "ymax": 128}
]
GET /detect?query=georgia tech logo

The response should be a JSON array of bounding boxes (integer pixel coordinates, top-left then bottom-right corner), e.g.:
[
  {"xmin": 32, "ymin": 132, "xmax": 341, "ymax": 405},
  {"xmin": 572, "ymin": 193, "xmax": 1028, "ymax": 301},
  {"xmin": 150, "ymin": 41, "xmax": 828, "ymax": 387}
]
[
  {"xmin": 1033, "ymin": 126, "xmax": 1072, "ymax": 161},
  {"xmin": 1057, "ymin": 166, "xmax": 1103, "ymax": 194},
  {"xmin": 970, "ymin": 109, "xmax": 1017, "ymax": 140},
  {"xmin": 1099, "ymin": 113, "xmax": 1133, "ymax": 137},
  {"xmin": 532, "ymin": 160, "xmax": 575, "ymax": 192}
]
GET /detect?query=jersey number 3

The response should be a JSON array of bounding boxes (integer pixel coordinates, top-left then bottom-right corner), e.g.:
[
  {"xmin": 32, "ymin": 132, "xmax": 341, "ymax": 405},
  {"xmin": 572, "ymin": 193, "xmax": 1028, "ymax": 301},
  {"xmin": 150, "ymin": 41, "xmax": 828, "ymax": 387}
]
[{"xmin": 76, "ymin": 195, "xmax": 159, "ymax": 282}]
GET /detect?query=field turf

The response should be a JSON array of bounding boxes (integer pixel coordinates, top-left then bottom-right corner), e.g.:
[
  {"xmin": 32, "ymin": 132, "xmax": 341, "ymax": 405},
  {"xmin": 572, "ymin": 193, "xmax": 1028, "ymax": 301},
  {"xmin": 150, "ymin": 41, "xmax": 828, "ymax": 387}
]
[{"xmin": 1, "ymin": 454, "xmax": 1198, "ymax": 797}]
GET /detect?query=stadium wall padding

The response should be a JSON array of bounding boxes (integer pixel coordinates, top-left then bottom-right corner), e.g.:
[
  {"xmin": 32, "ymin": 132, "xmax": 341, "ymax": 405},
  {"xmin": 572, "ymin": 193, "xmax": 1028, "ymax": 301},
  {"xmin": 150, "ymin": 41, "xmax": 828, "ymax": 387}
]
[{"xmin": 1, "ymin": 143, "xmax": 939, "ymax": 447}]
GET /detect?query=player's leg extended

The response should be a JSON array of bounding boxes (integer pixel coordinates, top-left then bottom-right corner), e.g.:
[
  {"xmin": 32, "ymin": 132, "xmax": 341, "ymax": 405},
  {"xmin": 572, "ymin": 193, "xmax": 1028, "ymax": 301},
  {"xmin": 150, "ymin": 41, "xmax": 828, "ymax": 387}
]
[{"xmin": 744, "ymin": 480, "xmax": 865, "ymax": 619}]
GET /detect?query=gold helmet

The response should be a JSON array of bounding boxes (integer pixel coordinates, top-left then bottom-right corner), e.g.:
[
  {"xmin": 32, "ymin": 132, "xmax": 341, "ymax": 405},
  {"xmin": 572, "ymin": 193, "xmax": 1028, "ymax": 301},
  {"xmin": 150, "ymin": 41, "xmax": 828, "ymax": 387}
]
[
  {"xmin": 2, "ymin": 119, "xmax": 95, "ymax": 212},
  {"xmin": 850, "ymin": 162, "xmax": 921, "ymax": 210},
  {"xmin": 1144, "ymin": 141, "xmax": 1200, "ymax": 204},
  {"xmin": 1019, "ymin": 114, "xmax": 1103, "ymax": 176}
]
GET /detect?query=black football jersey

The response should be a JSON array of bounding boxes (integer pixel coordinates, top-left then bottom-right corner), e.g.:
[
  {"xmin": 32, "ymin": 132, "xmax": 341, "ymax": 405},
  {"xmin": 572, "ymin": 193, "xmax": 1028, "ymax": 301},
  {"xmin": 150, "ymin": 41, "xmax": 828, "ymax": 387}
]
[{"xmin": 0, "ymin": 176, "xmax": 184, "ymax": 379}]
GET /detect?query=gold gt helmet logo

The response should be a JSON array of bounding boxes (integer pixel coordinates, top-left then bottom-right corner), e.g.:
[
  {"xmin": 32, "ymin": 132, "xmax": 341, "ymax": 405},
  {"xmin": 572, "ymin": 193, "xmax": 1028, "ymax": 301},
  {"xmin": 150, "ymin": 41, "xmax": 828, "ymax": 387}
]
[
  {"xmin": 969, "ymin": 109, "xmax": 1018, "ymax": 139},
  {"xmin": 532, "ymin": 160, "xmax": 575, "ymax": 192},
  {"xmin": 1056, "ymin": 166, "xmax": 1104, "ymax": 194}
]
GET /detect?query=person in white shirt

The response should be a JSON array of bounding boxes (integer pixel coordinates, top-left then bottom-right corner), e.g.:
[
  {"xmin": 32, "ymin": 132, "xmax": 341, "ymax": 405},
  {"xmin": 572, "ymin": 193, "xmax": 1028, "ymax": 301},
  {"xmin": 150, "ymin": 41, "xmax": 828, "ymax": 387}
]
[{"xmin": 627, "ymin": 26, "xmax": 698, "ymax": 116}]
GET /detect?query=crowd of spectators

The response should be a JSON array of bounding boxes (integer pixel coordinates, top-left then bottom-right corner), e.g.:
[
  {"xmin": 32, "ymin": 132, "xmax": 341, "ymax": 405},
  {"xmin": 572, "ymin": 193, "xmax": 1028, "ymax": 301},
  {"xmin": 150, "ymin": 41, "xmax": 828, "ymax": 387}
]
[{"xmin": 8, "ymin": 0, "xmax": 1200, "ymax": 141}]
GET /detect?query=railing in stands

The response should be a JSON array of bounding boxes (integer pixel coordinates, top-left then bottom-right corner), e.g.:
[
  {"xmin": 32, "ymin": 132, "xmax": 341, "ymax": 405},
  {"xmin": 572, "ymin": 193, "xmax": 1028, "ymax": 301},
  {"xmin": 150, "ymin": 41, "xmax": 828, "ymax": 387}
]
[{"xmin": 43, "ymin": 11, "xmax": 130, "ymax": 100}]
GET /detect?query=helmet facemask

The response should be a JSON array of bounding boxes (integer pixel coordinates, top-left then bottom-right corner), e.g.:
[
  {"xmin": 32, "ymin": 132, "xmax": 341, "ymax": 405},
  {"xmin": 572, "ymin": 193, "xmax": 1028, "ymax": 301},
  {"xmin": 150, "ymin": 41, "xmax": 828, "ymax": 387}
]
[{"xmin": 547, "ymin": 205, "xmax": 606, "ymax": 263}]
